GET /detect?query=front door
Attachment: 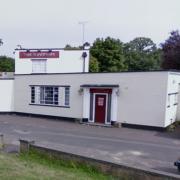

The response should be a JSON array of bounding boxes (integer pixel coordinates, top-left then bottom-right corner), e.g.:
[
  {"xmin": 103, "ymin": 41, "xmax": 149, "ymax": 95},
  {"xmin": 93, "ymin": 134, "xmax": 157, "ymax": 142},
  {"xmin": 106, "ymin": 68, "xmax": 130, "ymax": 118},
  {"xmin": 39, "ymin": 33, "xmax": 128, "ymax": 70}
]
[{"xmin": 94, "ymin": 94, "xmax": 107, "ymax": 123}]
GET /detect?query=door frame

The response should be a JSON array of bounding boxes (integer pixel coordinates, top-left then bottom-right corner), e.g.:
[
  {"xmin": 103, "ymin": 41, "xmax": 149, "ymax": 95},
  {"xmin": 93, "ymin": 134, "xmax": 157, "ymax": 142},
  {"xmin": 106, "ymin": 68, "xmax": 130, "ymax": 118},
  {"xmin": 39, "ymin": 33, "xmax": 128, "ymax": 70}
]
[{"xmin": 92, "ymin": 93, "xmax": 109, "ymax": 124}]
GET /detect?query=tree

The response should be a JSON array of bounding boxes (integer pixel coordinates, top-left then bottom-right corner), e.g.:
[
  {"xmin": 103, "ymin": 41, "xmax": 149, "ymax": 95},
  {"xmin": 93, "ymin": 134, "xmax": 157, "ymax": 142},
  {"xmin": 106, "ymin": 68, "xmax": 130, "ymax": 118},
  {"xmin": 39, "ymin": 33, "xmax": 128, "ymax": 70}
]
[
  {"xmin": 89, "ymin": 55, "xmax": 99, "ymax": 72},
  {"xmin": 90, "ymin": 37, "xmax": 127, "ymax": 72},
  {"xmin": 0, "ymin": 56, "xmax": 15, "ymax": 72},
  {"xmin": 0, "ymin": 39, "xmax": 3, "ymax": 46},
  {"xmin": 161, "ymin": 30, "xmax": 180, "ymax": 70},
  {"xmin": 124, "ymin": 37, "xmax": 161, "ymax": 71},
  {"xmin": 64, "ymin": 44, "xmax": 81, "ymax": 50},
  {"xmin": 0, "ymin": 40, "xmax": 14, "ymax": 72},
  {"xmin": 65, "ymin": 36, "xmax": 161, "ymax": 72},
  {"xmin": 126, "ymin": 37, "xmax": 156, "ymax": 53}
]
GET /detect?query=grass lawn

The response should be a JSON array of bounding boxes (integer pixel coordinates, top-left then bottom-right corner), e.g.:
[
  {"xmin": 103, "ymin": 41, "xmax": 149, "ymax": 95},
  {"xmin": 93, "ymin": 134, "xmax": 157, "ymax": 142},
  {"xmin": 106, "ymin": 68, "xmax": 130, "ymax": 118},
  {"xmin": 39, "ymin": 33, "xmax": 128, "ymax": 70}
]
[{"xmin": 0, "ymin": 151, "xmax": 118, "ymax": 180}]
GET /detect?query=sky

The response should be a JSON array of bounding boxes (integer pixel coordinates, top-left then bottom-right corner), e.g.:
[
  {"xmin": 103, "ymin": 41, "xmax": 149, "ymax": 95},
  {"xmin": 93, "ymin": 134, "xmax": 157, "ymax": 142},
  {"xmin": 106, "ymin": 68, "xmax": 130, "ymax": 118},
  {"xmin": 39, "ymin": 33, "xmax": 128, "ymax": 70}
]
[{"xmin": 0, "ymin": 0, "xmax": 180, "ymax": 57}]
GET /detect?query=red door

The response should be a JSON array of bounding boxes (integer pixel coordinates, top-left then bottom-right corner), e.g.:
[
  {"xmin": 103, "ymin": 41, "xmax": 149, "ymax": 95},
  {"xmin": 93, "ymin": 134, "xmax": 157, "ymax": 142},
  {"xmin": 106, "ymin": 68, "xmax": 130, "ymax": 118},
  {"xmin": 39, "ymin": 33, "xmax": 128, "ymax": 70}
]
[{"xmin": 94, "ymin": 94, "xmax": 107, "ymax": 123}]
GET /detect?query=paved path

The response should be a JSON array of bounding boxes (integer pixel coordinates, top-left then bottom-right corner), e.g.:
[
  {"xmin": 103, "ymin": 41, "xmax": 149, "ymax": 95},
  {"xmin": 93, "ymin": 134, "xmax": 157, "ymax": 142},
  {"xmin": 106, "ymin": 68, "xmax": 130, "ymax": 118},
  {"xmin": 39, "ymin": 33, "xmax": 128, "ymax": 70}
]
[{"xmin": 0, "ymin": 114, "xmax": 180, "ymax": 175}]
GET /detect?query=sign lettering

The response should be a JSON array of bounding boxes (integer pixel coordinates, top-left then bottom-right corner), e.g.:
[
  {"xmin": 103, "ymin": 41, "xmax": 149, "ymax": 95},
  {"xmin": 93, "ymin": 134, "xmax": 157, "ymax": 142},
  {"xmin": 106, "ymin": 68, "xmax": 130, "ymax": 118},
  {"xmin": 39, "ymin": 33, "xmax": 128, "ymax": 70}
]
[{"xmin": 19, "ymin": 51, "xmax": 59, "ymax": 59}]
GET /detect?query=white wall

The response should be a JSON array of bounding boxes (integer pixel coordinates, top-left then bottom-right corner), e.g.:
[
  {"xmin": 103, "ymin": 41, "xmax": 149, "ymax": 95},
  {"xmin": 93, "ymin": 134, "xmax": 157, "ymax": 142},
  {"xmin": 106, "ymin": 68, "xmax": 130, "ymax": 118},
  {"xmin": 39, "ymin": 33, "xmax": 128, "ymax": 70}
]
[
  {"xmin": 0, "ymin": 80, "xmax": 14, "ymax": 112},
  {"xmin": 165, "ymin": 72, "xmax": 180, "ymax": 125},
  {"xmin": 15, "ymin": 50, "xmax": 89, "ymax": 74},
  {"xmin": 177, "ymin": 95, "xmax": 180, "ymax": 121},
  {"xmin": 116, "ymin": 72, "xmax": 167, "ymax": 127},
  {"xmin": 14, "ymin": 72, "xmax": 168, "ymax": 127}
]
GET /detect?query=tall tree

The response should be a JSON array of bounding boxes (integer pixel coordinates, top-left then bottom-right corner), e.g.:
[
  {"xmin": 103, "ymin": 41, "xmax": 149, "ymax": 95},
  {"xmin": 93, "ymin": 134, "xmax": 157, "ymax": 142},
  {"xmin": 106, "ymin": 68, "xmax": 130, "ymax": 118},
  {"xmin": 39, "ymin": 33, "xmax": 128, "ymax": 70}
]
[
  {"xmin": 89, "ymin": 55, "xmax": 99, "ymax": 72},
  {"xmin": 90, "ymin": 37, "xmax": 127, "ymax": 72},
  {"xmin": 161, "ymin": 30, "xmax": 180, "ymax": 70},
  {"xmin": 0, "ymin": 39, "xmax": 3, "ymax": 46},
  {"xmin": 0, "ymin": 40, "xmax": 14, "ymax": 72},
  {"xmin": 124, "ymin": 37, "xmax": 161, "ymax": 71},
  {"xmin": 0, "ymin": 56, "xmax": 15, "ymax": 72},
  {"xmin": 64, "ymin": 44, "xmax": 81, "ymax": 50}
]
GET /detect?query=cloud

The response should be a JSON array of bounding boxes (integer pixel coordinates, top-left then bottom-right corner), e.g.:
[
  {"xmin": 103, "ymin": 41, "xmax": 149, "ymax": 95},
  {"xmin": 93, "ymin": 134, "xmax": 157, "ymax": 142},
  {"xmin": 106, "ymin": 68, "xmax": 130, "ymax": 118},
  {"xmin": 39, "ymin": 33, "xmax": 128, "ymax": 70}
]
[{"xmin": 0, "ymin": 0, "xmax": 180, "ymax": 56}]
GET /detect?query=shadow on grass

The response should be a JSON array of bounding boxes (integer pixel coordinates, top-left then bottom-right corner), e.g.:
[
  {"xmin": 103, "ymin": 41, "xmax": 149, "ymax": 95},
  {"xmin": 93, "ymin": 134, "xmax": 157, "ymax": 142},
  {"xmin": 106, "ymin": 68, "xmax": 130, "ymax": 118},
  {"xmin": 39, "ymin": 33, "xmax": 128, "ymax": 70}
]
[{"xmin": 18, "ymin": 149, "xmax": 126, "ymax": 180}]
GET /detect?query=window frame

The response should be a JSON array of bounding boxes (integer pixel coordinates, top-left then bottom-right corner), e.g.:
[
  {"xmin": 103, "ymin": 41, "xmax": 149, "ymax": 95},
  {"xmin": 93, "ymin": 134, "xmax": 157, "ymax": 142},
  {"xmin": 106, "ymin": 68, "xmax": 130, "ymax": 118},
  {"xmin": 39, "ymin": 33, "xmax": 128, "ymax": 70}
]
[
  {"xmin": 31, "ymin": 86, "xmax": 35, "ymax": 103},
  {"xmin": 64, "ymin": 87, "xmax": 70, "ymax": 106},
  {"xmin": 30, "ymin": 85, "xmax": 70, "ymax": 108},
  {"xmin": 174, "ymin": 93, "xmax": 179, "ymax": 106},
  {"xmin": 167, "ymin": 92, "xmax": 179, "ymax": 108},
  {"xmin": 31, "ymin": 59, "xmax": 47, "ymax": 73}
]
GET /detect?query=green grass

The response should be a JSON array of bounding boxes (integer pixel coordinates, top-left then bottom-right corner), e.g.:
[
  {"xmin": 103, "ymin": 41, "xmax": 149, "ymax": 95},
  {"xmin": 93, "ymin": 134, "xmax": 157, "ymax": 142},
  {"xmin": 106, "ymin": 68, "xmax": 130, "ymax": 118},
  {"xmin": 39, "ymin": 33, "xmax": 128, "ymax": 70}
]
[{"xmin": 0, "ymin": 150, "xmax": 119, "ymax": 180}]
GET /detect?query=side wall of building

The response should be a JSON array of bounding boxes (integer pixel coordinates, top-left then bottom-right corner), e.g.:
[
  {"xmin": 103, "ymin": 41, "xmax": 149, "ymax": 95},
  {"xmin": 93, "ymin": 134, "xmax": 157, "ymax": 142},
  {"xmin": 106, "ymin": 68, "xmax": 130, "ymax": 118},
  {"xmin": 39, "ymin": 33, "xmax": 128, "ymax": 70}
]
[
  {"xmin": 166, "ymin": 73, "xmax": 180, "ymax": 122},
  {"xmin": 14, "ymin": 72, "xmax": 168, "ymax": 127},
  {"xmin": 0, "ymin": 79, "xmax": 14, "ymax": 112},
  {"xmin": 165, "ymin": 73, "xmax": 180, "ymax": 126},
  {"xmin": 177, "ymin": 97, "xmax": 180, "ymax": 121}
]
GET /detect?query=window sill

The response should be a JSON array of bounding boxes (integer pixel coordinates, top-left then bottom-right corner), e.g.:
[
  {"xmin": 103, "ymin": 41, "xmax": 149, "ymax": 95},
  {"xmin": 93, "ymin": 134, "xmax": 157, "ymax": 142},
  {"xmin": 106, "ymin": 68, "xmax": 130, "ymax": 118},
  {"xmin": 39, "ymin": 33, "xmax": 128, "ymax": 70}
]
[{"xmin": 29, "ymin": 103, "xmax": 70, "ymax": 108}]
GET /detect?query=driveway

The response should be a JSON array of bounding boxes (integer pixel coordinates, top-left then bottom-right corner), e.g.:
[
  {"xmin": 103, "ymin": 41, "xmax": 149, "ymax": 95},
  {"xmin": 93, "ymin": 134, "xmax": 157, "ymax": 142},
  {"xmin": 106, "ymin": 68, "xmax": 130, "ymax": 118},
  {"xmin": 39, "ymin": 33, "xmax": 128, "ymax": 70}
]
[{"xmin": 0, "ymin": 114, "xmax": 180, "ymax": 175}]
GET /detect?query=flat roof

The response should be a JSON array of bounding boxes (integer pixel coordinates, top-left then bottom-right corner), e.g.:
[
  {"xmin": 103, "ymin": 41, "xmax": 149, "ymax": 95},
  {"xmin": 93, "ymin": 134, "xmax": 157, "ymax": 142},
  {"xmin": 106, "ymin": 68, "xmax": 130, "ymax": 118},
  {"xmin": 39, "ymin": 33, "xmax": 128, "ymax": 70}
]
[
  {"xmin": 14, "ymin": 70, "xmax": 180, "ymax": 76},
  {"xmin": 14, "ymin": 48, "xmax": 88, "ymax": 51}
]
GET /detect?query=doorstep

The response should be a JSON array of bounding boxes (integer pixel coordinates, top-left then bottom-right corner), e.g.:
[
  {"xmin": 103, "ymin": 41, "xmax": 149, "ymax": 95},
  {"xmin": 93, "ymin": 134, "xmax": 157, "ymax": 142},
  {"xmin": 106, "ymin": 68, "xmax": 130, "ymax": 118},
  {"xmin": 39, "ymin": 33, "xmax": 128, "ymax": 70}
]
[{"xmin": 82, "ymin": 122, "xmax": 113, "ymax": 128}]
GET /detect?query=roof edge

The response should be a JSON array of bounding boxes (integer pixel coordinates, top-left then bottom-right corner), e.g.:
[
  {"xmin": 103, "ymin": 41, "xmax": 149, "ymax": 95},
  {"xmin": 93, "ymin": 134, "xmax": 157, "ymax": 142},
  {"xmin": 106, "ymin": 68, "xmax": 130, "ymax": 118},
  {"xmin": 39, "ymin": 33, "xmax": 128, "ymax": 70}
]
[
  {"xmin": 14, "ymin": 48, "xmax": 89, "ymax": 51},
  {"xmin": 14, "ymin": 70, "xmax": 180, "ymax": 76}
]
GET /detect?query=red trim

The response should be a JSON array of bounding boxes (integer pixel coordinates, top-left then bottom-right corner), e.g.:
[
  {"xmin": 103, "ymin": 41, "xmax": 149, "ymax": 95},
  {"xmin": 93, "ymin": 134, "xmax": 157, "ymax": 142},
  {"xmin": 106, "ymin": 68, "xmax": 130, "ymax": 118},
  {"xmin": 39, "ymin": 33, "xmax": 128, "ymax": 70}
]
[
  {"xmin": 90, "ymin": 88, "xmax": 112, "ymax": 94},
  {"xmin": 19, "ymin": 51, "xmax": 59, "ymax": 59}
]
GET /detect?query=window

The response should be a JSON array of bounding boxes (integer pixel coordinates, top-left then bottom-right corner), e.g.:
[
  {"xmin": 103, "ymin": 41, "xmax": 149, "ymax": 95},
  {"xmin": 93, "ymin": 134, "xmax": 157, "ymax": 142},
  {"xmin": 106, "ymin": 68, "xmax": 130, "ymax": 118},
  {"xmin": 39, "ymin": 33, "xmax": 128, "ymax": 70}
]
[
  {"xmin": 31, "ymin": 87, "xmax": 35, "ymax": 103},
  {"xmin": 64, "ymin": 87, "xmax": 70, "ymax": 106},
  {"xmin": 167, "ymin": 94, "xmax": 170, "ymax": 107},
  {"xmin": 32, "ymin": 59, "xmax": 46, "ymax": 73},
  {"xmin": 31, "ymin": 86, "xmax": 59, "ymax": 106},
  {"xmin": 167, "ymin": 92, "xmax": 179, "ymax": 107},
  {"xmin": 174, "ymin": 93, "xmax": 179, "ymax": 105},
  {"xmin": 30, "ymin": 86, "xmax": 70, "ymax": 107}
]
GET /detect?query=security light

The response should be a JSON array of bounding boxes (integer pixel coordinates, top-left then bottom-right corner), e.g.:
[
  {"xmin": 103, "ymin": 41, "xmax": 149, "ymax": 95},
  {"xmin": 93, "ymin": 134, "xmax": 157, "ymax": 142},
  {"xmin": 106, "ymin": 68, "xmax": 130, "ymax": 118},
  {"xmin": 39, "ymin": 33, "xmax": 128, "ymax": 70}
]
[{"xmin": 82, "ymin": 52, "xmax": 87, "ymax": 58}]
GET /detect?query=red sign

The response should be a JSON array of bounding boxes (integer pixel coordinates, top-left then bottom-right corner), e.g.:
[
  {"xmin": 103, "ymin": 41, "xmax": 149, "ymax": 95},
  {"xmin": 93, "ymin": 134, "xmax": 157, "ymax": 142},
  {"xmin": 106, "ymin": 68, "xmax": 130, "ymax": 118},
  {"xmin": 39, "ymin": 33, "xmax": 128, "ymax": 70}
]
[{"xmin": 19, "ymin": 51, "xmax": 59, "ymax": 59}]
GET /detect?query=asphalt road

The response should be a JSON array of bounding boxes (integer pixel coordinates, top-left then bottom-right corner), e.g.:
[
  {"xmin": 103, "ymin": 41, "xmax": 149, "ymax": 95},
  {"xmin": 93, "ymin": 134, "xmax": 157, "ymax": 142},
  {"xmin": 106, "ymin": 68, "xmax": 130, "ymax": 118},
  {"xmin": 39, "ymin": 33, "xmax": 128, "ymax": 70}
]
[{"xmin": 0, "ymin": 114, "xmax": 180, "ymax": 175}]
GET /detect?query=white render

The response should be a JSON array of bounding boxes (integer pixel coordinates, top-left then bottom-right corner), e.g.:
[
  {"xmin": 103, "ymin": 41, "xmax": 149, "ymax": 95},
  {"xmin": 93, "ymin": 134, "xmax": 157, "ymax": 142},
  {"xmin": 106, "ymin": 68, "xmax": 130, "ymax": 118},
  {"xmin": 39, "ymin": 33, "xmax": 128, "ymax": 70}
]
[
  {"xmin": 82, "ymin": 88, "xmax": 90, "ymax": 120},
  {"xmin": 13, "ymin": 71, "xmax": 180, "ymax": 128},
  {"xmin": 15, "ymin": 49, "xmax": 89, "ymax": 74},
  {"xmin": 0, "ymin": 79, "xmax": 14, "ymax": 112},
  {"xmin": 111, "ymin": 88, "xmax": 119, "ymax": 123}
]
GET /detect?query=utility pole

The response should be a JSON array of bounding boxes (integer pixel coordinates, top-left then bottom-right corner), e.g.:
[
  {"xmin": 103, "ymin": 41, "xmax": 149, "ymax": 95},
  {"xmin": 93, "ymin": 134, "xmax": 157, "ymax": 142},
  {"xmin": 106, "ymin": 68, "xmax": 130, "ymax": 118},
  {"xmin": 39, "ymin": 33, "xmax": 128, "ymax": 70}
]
[{"xmin": 78, "ymin": 21, "xmax": 88, "ymax": 46}]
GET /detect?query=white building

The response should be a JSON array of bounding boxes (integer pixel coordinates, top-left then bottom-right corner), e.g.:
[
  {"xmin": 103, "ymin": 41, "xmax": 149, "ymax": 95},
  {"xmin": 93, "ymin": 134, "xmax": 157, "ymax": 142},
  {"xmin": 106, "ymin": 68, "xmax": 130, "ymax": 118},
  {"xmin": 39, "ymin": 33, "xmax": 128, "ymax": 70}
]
[
  {"xmin": 15, "ymin": 48, "xmax": 89, "ymax": 74},
  {"xmin": 1, "ymin": 48, "xmax": 180, "ymax": 130}
]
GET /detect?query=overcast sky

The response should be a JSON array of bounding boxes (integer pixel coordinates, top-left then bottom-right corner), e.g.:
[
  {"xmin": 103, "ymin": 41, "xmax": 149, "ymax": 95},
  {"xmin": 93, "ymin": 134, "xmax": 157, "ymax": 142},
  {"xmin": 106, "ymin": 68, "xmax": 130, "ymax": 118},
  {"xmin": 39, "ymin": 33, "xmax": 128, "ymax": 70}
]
[{"xmin": 0, "ymin": 0, "xmax": 180, "ymax": 57}]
